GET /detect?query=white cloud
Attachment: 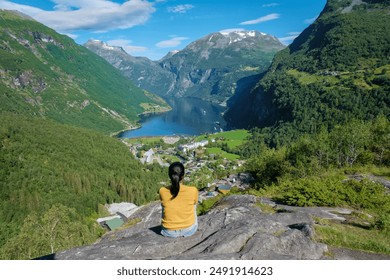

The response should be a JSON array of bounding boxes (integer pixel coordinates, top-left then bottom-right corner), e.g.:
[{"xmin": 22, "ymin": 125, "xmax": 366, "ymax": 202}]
[
  {"xmin": 167, "ymin": 4, "xmax": 194, "ymax": 14},
  {"xmin": 0, "ymin": 0, "xmax": 156, "ymax": 32},
  {"xmin": 262, "ymin": 3, "xmax": 280, "ymax": 8},
  {"xmin": 278, "ymin": 32, "xmax": 301, "ymax": 45},
  {"xmin": 156, "ymin": 36, "xmax": 188, "ymax": 48},
  {"xmin": 240, "ymin": 13, "xmax": 280, "ymax": 25},
  {"xmin": 106, "ymin": 39, "xmax": 148, "ymax": 54},
  {"xmin": 0, "ymin": 0, "xmax": 43, "ymax": 14}
]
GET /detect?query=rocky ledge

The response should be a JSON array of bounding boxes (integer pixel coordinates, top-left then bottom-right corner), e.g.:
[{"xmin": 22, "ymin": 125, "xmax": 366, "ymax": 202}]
[{"xmin": 43, "ymin": 195, "xmax": 387, "ymax": 260}]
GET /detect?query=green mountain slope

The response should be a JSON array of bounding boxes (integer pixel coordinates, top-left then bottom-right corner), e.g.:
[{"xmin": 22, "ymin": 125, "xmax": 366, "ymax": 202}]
[
  {"xmin": 0, "ymin": 10, "xmax": 169, "ymax": 134},
  {"xmin": 0, "ymin": 112, "xmax": 166, "ymax": 259},
  {"xmin": 225, "ymin": 0, "xmax": 390, "ymax": 143}
]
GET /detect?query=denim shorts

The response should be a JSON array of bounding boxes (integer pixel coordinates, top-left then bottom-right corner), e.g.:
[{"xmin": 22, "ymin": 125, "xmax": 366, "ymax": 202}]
[{"xmin": 161, "ymin": 220, "xmax": 198, "ymax": 238}]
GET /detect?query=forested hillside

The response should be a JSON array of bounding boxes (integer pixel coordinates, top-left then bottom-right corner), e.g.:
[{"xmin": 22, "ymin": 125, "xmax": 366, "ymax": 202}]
[
  {"xmin": 225, "ymin": 0, "xmax": 390, "ymax": 146},
  {"xmin": 0, "ymin": 112, "xmax": 166, "ymax": 259},
  {"xmin": 0, "ymin": 10, "xmax": 169, "ymax": 134}
]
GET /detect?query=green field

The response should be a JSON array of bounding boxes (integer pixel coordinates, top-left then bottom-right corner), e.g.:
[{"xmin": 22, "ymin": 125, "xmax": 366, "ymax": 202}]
[
  {"xmin": 206, "ymin": 147, "xmax": 240, "ymax": 160},
  {"xmin": 197, "ymin": 129, "xmax": 249, "ymax": 148},
  {"xmin": 124, "ymin": 136, "xmax": 164, "ymax": 145},
  {"xmin": 197, "ymin": 129, "xmax": 249, "ymax": 160}
]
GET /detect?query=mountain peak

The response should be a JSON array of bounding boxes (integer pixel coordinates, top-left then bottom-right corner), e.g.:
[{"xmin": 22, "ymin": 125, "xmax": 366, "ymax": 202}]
[
  {"xmin": 159, "ymin": 49, "xmax": 180, "ymax": 61},
  {"xmin": 188, "ymin": 30, "xmax": 283, "ymax": 51},
  {"xmin": 219, "ymin": 30, "xmax": 266, "ymax": 38},
  {"xmin": 0, "ymin": 9, "xmax": 36, "ymax": 21}
]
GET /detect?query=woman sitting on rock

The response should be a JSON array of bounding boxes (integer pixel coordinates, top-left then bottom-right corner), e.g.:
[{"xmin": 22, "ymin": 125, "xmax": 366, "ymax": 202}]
[{"xmin": 159, "ymin": 162, "xmax": 198, "ymax": 237}]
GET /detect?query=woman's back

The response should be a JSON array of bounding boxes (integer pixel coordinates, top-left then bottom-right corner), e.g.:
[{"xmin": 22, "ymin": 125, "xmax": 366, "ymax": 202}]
[
  {"xmin": 159, "ymin": 162, "xmax": 198, "ymax": 237},
  {"xmin": 159, "ymin": 185, "xmax": 198, "ymax": 230}
]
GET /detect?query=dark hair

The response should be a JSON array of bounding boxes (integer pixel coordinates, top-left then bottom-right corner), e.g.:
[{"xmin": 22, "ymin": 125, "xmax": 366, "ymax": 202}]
[{"xmin": 168, "ymin": 162, "xmax": 184, "ymax": 199}]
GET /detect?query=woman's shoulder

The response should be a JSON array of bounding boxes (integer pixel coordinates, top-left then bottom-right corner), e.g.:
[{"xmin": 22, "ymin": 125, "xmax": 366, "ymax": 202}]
[
  {"xmin": 182, "ymin": 185, "xmax": 198, "ymax": 192},
  {"xmin": 159, "ymin": 186, "xmax": 170, "ymax": 194}
]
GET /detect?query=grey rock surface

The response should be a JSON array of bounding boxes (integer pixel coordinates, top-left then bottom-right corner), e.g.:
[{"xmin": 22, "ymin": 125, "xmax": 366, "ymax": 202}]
[{"xmin": 52, "ymin": 195, "xmax": 330, "ymax": 260}]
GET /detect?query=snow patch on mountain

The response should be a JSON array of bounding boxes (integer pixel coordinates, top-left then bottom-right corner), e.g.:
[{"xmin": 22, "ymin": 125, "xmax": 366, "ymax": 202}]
[{"xmin": 220, "ymin": 30, "xmax": 266, "ymax": 38}]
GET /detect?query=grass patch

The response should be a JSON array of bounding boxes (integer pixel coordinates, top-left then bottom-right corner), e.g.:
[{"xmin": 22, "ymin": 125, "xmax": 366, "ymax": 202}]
[
  {"xmin": 287, "ymin": 69, "xmax": 339, "ymax": 85},
  {"xmin": 124, "ymin": 137, "xmax": 162, "ymax": 145},
  {"xmin": 121, "ymin": 217, "xmax": 142, "ymax": 230},
  {"xmin": 140, "ymin": 103, "xmax": 171, "ymax": 114},
  {"xmin": 197, "ymin": 194, "xmax": 224, "ymax": 216},
  {"xmin": 255, "ymin": 203, "xmax": 276, "ymax": 214},
  {"xmin": 206, "ymin": 147, "xmax": 240, "ymax": 160},
  {"xmin": 160, "ymin": 154, "xmax": 181, "ymax": 163},
  {"xmin": 197, "ymin": 129, "xmax": 249, "ymax": 149},
  {"xmin": 314, "ymin": 220, "xmax": 390, "ymax": 255},
  {"xmin": 343, "ymin": 165, "xmax": 390, "ymax": 179}
]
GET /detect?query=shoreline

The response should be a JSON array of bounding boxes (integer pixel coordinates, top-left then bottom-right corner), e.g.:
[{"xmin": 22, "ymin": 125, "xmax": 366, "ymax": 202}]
[
  {"xmin": 110, "ymin": 107, "xmax": 173, "ymax": 138},
  {"xmin": 110, "ymin": 123, "xmax": 141, "ymax": 138}
]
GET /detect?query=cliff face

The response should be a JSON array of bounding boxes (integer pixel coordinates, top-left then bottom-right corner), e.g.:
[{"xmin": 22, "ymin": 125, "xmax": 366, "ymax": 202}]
[{"xmin": 50, "ymin": 195, "xmax": 331, "ymax": 260}]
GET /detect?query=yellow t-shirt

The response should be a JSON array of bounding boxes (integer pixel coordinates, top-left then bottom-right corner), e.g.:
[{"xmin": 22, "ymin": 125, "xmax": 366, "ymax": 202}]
[{"xmin": 159, "ymin": 184, "xmax": 198, "ymax": 230}]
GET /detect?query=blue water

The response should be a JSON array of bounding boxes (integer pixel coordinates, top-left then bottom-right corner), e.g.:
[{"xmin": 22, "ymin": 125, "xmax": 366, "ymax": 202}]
[{"xmin": 118, "ymin": 97, "xmax": 228, "ymax": 138}]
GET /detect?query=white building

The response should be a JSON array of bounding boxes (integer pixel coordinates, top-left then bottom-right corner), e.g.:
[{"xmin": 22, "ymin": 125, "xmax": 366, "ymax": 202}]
[{"xmin": 179, "ymin": 140, "xmax": 209, "ymax": 153}]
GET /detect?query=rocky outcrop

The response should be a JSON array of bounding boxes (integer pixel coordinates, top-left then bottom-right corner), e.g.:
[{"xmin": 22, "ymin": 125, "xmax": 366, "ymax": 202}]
[{"xmin": 50, "ymin": 195, "xmax": 333, "ymax": 260}]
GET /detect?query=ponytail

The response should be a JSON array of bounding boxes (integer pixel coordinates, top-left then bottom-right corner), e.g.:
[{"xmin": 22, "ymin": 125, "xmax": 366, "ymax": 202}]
[{"xmin": 168, "ymin": 162, "xmax": 184, "ymax": 199}]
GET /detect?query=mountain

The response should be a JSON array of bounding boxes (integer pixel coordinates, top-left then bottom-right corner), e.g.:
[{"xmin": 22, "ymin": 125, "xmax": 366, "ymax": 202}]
[
  {"xmin": 159, "ymin": 31, "xmax": 285, "ymax": 103},
  {"xmin": 84, "ymin": 40, "xmax": 176, "ymax": 99},
  {"xmin": 225, "ymin": 0, "xmax": 390, "ymax": 140},
  {"xmin": 0, "ymin": 10, "xmax": 169, "ymax": 134},
  {"xmin": 159, "ymin": 49, "xmax": 180, "ymax": 61},
  {"xmin": 85, "ymin": 30, "xmax": 285, "ymax": 104}
]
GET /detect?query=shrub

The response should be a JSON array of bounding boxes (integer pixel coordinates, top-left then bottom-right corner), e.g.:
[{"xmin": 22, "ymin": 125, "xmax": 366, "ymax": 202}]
[
  {"xmin": 246, "ymin": 147, "xmax": 291, "ymax": 187},
  {"xmin": 197, "ymin": 195, "xmax": 223, "ymax": 216},
  {"xmin": 273, "ymin": 177, "xmax": 346, "ymax": 207},
  {"xmin": 374, "ymin": 212, "xmax": 390, "ymax": 234},
  {"xmin": 273, "ymin": 177, "xmax": 389, "ymax": 210}
]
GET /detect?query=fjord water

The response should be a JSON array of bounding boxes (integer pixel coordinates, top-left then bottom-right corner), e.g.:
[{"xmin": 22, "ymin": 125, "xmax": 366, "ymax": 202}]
[{"xmin": 118, "ymin": 97, "xmax": 228, "ymax": 138}]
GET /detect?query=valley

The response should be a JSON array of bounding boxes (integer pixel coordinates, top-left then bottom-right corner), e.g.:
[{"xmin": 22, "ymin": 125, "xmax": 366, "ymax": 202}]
[{"xmin": 120, "ymin": 130, "xmax": 249, "ymax": 186}]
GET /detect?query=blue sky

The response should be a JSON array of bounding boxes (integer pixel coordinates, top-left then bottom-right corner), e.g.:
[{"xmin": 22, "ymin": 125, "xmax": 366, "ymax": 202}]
[{"xmin": 0, "ymin": 0, "xmax": 327, "ymax": 60}]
